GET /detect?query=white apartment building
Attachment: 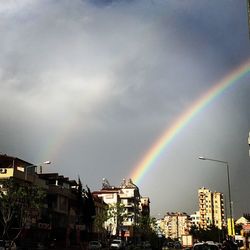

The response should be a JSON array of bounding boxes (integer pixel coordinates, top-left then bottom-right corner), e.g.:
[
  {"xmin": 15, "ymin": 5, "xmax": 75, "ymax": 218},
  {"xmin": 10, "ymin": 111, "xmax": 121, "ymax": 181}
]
[
  {"xmin": 199, "ymin": 187, "xmax": 213, "ymax": 229},
  {"xmin": 198, "ymin": 187, "xmax": 225, "ymax": 229},
  {"xmin": 190, "ymin": 211, "xmax": 200, "ymax": 227},
  {"xmin": 92, "ymin": 182, "xmax": 120, "ymax": 236},
  {"xmin": 161, "ymin": 212, "xmax": 190, "ymax": 240},
  {"xmin": 119, "ymin": 178, "xmax": 141, "ymax": 237},
  {"xmin": 213, "ymin": 191, "xmax": 225, "ymax": 229},
  {"xmin": 93, "ymin": 178, "xmax": 145, "ymax": 238}
]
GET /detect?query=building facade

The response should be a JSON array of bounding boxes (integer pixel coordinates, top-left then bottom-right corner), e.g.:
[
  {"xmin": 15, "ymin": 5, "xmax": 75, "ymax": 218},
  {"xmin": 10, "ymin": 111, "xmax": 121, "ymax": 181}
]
[
  {"xmin": 213, "ymin": 191, "xmax": 225, "ymax": 229},
  {"xmin": 92, "ymin": 179, "xmax": 120, "ymax": 236},
  {"xmin": 190, "ymin": 211, "xmax": 200, "ymax": 228},
  {"xmin": 161, "ymin": 212, "xmax": 190, "ymax": 240},
  {"xmin": 198, "ymin": 187, "xmax": 225, "ymax": 229},
  {"xmin": 92, "ymin": 178, "xmax": 148, "ymax": 239},
  {"xmin": 119, "ymin": 179, "xmax": 141, "ymax": 238},
  {"xmin": 0, "ymin": 154, "xmax": 96, "ymax": 248},
  {"xmin": 92, "ymin": 194, "xmax": 108, "ymax": 241}
]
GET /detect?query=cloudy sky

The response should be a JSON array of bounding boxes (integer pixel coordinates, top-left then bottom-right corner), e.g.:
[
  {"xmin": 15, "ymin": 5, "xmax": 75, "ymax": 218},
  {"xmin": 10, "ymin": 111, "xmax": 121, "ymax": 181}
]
[{"xmin": 0, "ymin": 0, "xmax": 250, "ymax": 218}]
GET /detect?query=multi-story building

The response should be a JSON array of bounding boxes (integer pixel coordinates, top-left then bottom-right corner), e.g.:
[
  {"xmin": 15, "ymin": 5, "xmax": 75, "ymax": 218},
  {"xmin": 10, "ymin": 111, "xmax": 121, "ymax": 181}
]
[
  {"xmin": 156, "ymin": 218, "xmax": 165, "ymax": 237},
  {"xmin": 0, "ymin": 154, "xmax": 50, "ymax": 244},
  {"xmin": 0, "ymin": 154, "xmax": 47, "ymax": 188},
  {"xmin": 92, "ymin": 179, "xmax": 120, "ymax": 236},
  {"xmin": 190, "ymin": 211, "xmax": 200, "ymax": 227},
  {"xmin": 92, "ymin": 178, "xmax": 146, "ymax": 239},
  {"xmin": 199, "ymin": 187, "xmax": 213, "ymax": 229},
  {"xmin": 161, "ymin": 212, "xmax": 190, "ymax": 240},
  {"xmin": 92, "ymin": 194, "xmax": 108, "ymax": 241},
  {"xmin": 213, "ymin": 191, "xmax": 225, "ymax": 229},
  {"xmin": 119, "ymin": 178, "xmax": 141, "ymax": 238},
  {"xmin": 0, "ymin": 154, "xmax": 96, "ymax": 248},
  {"xmin": 38, "ymin": 173, "xmax": 80, "ymax": 246},
  {"xmin": 198, "ymin": 187, "xmax": 225, "ymax": 229},
  {"xmin": 0, "ymin": 154, "xmax": 148, "ymax": 245}
]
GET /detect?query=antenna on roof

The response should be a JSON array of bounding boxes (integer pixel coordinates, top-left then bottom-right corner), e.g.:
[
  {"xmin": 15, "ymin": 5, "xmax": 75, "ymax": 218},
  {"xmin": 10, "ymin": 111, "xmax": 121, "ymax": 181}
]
[{"xmin": 102, "ymin": 178, "xmax": 111, "ymax": 189}]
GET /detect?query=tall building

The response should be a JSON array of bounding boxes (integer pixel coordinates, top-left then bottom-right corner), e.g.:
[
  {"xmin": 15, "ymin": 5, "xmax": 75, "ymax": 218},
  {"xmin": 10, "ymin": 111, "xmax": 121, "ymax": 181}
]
[
  {"xmin": 92, "ymin": 178, "xmax": 147, "ymax": 239},
  {"xmin": 213, "ymin": 191, "xmax": 225, "ymax": 229},
  {"xmin": 161, "ymin": 212, "xmax": 190, "ymax": 240},
  {"xmin": 198, "ymin": 187, "xmax": 225, "ymax": 229},
  {"xmin": 199, "ymin": 187, "xmax": 213, "ymax": 229}
]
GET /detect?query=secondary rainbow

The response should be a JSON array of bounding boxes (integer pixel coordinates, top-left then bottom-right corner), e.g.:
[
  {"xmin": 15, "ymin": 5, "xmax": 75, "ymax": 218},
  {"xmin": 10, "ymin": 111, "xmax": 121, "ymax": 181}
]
[{"xmin": 130, "ymin": 59, "xmax": 250, "ymax": 185}]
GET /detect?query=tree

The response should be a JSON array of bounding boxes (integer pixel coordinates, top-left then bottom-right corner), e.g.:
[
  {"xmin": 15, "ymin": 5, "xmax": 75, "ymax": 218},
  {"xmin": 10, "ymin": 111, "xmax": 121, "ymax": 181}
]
[
  {"xmin": 138, "ymin": 215, "xmax": 154, "ymax": 240},
  {"xmin": 82, "ymin": 185, "xmax": 96, "ymax": 230},
  {"xmin": 142, "ymin": 216, "xmax": 164, "ymax": 249},
  {"xmin": 107, "ymin": 202, "xmax": 127, "ymax": 236},
  {"xmin": 189, "ymin": 224, "xmax": 226, "ymax": 243},
  {"xmin": 94, "ymin": 207, "xmax": 109, "ymax": 235},
  {"xmin": 76, "ymin": 178, "xmax": 85, "ymax": 224},
  {"xmin": 76, "ymin": 179, "xmax": 96, "ymax": 228},
  {"xmin": 0, "ymin": 178, "xmax": 45, "ymax": 246}
]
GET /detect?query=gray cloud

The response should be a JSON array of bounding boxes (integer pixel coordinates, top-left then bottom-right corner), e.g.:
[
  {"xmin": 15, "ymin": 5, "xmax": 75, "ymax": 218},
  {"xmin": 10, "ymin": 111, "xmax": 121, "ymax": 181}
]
[{"xmin": 0, "ymin": 0, "xmax": 249, "ymax": 218}]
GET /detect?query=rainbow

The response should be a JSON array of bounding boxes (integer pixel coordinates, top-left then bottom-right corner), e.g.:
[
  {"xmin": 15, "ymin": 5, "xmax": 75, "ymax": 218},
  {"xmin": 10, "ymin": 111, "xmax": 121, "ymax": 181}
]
[{"xmin": 130, "ymin": 59, "xmax": 250, "ymax": 185}]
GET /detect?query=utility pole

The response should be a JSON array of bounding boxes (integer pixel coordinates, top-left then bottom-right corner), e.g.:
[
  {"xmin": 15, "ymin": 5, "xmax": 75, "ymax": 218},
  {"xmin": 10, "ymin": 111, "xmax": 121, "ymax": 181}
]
[
  {"xmin": 248, "ymin": 131, "xmax": 250, "ymax": 156},
  {"xmin": 176, "ymin": 213, "xmax": 179, "ymax": 240},
  {"xmin": 199, "ymin": 157, "xmax": 234, "ymax": 237}
]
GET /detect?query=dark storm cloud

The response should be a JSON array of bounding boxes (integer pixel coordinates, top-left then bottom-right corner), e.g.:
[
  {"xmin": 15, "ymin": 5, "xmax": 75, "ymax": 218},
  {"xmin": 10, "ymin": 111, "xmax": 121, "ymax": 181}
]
[{"xmin": 0, "ymin": 0, "xmax": 249, "ymax": 218}]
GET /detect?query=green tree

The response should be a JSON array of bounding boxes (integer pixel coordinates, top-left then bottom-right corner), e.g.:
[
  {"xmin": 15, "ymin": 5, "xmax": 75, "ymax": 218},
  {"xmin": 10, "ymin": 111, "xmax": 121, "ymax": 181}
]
[
  {"xmin": 189, "ymin": 224, "xmax": 225, "ymax": 243},
  {"xmin": 0, "ymin": 178, "xmax": 45, "ymax": 246},
  {"xmin": 138, "ymin": 215, "xmax": 156, "ymax": 239},
  {"xmin": 107, "ymin": 202, "xmax": 127, "ymax": 236},
  {"xmin": 136, "ymin": 215, "xmax": 162, "ymax": 247},
  {"xmin": 148, "ymin": 217, "xmax": 164, "ymax": 249},
  {"xmin": 189, "ymin": 225, "xmax": 200, "ymax": 240},
  {"xmin": 94, "ymin": 207, "xmax": 109, "ymax": 235}
]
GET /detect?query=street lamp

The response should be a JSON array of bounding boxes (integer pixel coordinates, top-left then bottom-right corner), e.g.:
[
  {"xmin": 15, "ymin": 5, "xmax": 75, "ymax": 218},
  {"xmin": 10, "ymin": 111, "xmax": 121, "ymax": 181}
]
[
  {"xmin": 25, "ymin": 161, "xmax": 51, "ymax": 180},
  {"xmin": 198, "ymin": 156, "xmax": 233, "ymax": 237}
]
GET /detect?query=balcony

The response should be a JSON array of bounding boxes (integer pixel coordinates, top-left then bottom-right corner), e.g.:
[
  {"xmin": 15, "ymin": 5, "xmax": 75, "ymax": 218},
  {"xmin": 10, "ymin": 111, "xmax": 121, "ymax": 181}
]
[
  {"xmin": 0, "ymin": 168, "xmax": 14, "ymax": 178},
  {"xmin": 122, "ymin": 221, "xmax": 133, "ymax": 226},
  {"xmin": 124, "ymin": 203, "xmax": 134, "ymax": 208},
  {"xmin": 49, "ymin": 185, "xmax": 76, "ymax": 199}
]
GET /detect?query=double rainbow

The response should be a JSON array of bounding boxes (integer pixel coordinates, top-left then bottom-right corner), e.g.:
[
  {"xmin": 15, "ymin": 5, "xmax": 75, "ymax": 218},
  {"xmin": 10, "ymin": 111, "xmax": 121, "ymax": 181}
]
[{"xmin": 130, "ymin": 59, "xmax": 250, "ymax": 185}]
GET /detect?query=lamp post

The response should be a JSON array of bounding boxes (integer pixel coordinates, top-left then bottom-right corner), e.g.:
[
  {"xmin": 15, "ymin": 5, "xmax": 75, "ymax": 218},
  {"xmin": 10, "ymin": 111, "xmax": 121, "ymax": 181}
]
[
  {"xmin": 248, "ymin": 132, "xmax": 250, "ymax": 157},
  {"xmin": 198, "ymin": 156, "xmax": 233, "ymax": 237},
  {"xmin": 25, "ymin": 160, "xmax": 51, "ymax": 180}
]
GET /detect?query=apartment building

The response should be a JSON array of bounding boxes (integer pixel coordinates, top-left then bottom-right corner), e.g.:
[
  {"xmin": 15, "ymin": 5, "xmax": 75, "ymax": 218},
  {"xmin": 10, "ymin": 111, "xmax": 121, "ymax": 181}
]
[
  {"xmin": 92, "ymin": 179, "xmax": 120, "ymax": 236},
  {"xmin": 0, "ymin": 154, "xmax": 47, "ymax": 187},
  {"xmin": 190, "ymin": 211, "xmax": 200, "ymax": 227},
  {"xmin": 119, "ymin": 178, "xmax": 141, "ymax": 238},
  {"xmin": 92, "ymin": 194, "xmax": 108, "ymax": 240},
  {"xmin": 213, "ymin": 191, "xmax": 225, "ymax": 229},
  {"xmin": 161, "ymin": 212, "xmax": 190, "ymax": 240},
  {"xmin": 0, "ymin": 154, "xmax": 96, "ymax": 247},
  {"xmin": 198, "ymin": 187, "xmax": 225, "ymax": 229},
  {"xmin": 92, "ymin": 178, "xmax": 146, "ymax": 239}
]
